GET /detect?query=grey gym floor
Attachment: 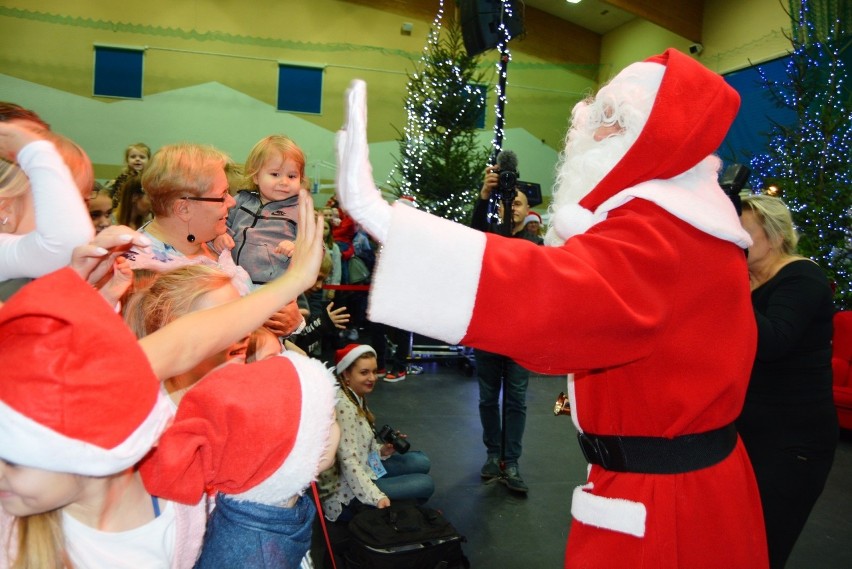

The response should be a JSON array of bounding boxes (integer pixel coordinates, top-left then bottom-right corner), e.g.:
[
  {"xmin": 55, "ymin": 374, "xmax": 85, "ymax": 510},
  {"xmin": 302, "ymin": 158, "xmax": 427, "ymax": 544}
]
[{"xmin": 357, "ymin": 353, "xmax": 852, "ymax": 568}]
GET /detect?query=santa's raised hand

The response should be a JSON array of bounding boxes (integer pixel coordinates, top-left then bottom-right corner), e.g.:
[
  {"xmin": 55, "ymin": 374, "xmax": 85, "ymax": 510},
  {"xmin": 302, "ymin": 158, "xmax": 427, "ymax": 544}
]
[{"xmin": 335, "ymin": 80, "xmax": 392, "ymax": 243}]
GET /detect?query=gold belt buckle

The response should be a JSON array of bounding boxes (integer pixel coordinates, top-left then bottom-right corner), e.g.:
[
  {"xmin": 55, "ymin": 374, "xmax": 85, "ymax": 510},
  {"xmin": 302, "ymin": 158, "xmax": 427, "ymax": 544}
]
[{"xmin": 553, "ymin": 391, "xmax": 571, "ymax": 416}]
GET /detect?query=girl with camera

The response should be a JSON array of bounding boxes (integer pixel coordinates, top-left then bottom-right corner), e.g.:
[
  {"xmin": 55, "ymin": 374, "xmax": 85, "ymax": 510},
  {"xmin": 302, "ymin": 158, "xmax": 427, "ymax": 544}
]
[{"xmin": 318, "ymin": 344, "xmax": 434, "ymax": 523}]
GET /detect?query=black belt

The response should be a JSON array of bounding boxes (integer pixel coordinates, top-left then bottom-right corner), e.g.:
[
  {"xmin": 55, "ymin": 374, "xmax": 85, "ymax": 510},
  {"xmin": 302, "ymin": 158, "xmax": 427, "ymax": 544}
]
[{"xmin": 577, "ymin": 423, "xmax": 737, "ymax": 474}]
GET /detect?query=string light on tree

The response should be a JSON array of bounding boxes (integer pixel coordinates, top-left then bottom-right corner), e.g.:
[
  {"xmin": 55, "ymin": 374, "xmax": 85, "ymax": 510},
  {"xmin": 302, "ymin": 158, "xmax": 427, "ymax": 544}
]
[
  {"xmin": 749, "ymin": 0, "xmax": 851, "ymax": 308},
  {"xmin": 387, "ymin": 0, "xmax": 490, "ymax": 222}
]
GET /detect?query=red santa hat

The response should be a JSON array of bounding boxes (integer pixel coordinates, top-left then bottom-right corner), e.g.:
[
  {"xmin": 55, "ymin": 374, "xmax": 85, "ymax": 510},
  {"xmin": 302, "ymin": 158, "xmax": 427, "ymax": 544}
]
[
  {"xmin": 139, "ymin": 353, "xmax": 337, "ymax": 505},
  {"xmin": 335, "ymin": 343, "xmax": 377, "ymax": 375},
  {"xmin": 0, "ymin": 268, "xmax": 172, "ymax": 476},
  {"xmin": 579, "ymin": 48, "xmax": 740, "ymax": 213},
  {"xmin": 549, "ymin": 48, "xmax": 749, "ymax": 247},
  {"xmin": 524, "ymin": 211, "xmax": 542, "ymax": 226}
]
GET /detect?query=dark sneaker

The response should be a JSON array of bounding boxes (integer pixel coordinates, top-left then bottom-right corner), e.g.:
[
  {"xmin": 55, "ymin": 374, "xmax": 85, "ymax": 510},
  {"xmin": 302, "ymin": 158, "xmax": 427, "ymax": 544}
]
[
  {"xmin": 501, "ymin": 465, "xmax": 529, "ymax": 494},
  {"xmin": 480, "ymin": 457, "xmax": 502, "ymax": 480}
]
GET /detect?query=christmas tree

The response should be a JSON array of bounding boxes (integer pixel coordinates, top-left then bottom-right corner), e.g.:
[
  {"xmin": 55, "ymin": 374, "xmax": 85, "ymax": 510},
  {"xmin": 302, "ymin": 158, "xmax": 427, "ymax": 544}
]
[
  {"xmin": 749, "ymin": 0, "xmax": 851, "ymax": 308},
  {"xmin": 387, "ymin": 4, "xmax": 490, "ymax": 222}
]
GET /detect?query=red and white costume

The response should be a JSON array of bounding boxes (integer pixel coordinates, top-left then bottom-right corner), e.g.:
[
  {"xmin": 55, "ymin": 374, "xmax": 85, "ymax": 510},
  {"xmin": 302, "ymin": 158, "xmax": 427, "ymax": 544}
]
[{"xmin": 364, "ymin": 49, "xmax": 769, "ymax": 568}]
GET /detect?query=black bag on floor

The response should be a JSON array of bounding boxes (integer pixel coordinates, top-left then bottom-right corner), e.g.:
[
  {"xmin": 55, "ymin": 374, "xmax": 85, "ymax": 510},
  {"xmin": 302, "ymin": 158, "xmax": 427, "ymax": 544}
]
[{"xmin": 345, "ymin": 502, "xmax": 469, "ymax": 569}]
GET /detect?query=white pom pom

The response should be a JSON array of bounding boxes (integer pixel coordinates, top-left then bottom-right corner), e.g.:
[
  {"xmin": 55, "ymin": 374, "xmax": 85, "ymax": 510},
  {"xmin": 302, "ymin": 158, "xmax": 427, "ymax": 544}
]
[{"xmin": 546, "ymin": 204, "xmax": 597, "ymax": 246}]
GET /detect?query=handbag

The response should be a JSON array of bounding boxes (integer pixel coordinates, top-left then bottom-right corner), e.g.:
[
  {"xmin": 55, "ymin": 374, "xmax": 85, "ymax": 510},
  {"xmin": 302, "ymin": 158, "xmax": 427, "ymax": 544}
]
[
  {"xmin": 345, "ymin": 502, "xmax": 469, "ymax": 569},
  {"xmin": 348, "ymin": 255, "xmax": 371, "ymax": 284}
]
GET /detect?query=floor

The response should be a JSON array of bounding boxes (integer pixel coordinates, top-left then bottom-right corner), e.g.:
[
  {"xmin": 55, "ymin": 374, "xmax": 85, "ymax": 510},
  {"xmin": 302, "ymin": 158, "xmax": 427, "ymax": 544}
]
[{"xmin": 322, "ymin": 340, "xmax": 852, "ymax": 569}]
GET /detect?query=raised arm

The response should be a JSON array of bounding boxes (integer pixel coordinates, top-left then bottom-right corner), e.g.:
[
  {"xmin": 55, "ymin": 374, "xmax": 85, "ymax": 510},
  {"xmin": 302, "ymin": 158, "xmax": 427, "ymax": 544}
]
[{"xmin": 0, "ymin": 123, "xmax": 94, "ymax": 279}]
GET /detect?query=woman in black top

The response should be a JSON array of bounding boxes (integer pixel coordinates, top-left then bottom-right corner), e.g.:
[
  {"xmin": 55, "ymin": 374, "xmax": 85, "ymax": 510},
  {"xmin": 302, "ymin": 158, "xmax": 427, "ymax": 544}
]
[{"xmin": 737, "ymin": 194, "xmax": 838, "ymax": 569}]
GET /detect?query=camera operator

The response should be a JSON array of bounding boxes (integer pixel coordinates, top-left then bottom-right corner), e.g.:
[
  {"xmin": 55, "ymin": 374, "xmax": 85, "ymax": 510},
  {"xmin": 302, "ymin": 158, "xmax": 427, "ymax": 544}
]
[
  {"xmin": 472, "ymin": 162, "xmax": 541, "ymax": 244},
  {"xmin": 467, "ymin": 158, "xmax": 543, "ymax": 494},
  {"xmin": 317, "ymin": 344, "xmax": 434, "ymax": 523}
]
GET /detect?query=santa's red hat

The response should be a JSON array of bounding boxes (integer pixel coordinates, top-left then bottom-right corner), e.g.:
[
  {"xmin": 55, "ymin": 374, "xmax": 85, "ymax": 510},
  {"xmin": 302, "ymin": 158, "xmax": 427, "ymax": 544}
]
[
  {"xmin": 579, "ymin": 48, "xmax": 740, "ymax": 213},
  {"xmin": 335, "ymin": 343, "xmax": 376, "ymax": 375},
  {"xmin": 0, "ymin": 268, "xmax": 171, "ymax": 476},
  {"xmin": 140, "ymin": 353, "xmax": 337, "ymax": 505}
]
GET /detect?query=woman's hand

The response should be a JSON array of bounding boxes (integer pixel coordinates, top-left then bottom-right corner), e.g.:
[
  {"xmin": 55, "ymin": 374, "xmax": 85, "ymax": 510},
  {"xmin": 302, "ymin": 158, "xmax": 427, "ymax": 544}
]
[
  {"xmin": 377, "ymin": 497, "xmax": 391, "ymax": 509},
  {"xmin": 70, "ymin": 225, "xmax": 151, "ymax": 288},
  {"xmin": 285, "ymin": 190, "xmax": 324, "ymax": 294}
]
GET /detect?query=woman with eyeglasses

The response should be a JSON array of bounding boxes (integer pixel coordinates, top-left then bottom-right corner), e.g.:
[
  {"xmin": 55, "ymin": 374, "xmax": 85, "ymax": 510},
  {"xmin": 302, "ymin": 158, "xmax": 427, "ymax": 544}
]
[{"xmin": 122, "ymin": 143, "xmax": 302, "ymax": 337}]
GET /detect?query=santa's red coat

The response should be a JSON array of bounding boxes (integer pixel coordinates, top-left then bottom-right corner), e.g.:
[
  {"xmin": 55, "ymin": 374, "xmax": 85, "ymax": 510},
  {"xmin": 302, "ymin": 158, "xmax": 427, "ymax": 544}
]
[{"xmin": 367, "ymin": 197, "xmax": 767, "ymax": 569}]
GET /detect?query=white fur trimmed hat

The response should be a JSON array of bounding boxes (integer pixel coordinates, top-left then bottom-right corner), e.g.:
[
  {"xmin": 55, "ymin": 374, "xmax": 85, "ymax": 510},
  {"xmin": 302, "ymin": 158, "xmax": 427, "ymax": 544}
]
[
  {"xmin": 140, "ymin": 353, "xmax": 337, "ymax": 505},
  {"xmin": 0, "ymin": 268, "xmax": 172, "ymax": 476},
  {"xmin": 335, "ymin": 343, "xmax": 376, "ymax": 375}
]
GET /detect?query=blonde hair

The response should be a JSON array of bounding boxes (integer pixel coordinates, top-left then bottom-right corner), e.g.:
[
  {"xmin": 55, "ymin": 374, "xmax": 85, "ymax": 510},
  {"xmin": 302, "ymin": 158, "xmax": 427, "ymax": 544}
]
[
  {"xmin": 123, "ymin": 265, "xmax": 234, "ymax": 338},
  {"xmin": 243, "ymin": 135, "xmax": 306, "ymax": 191},
  {"xmin": 0, "ymin": 159, "xmax": 29, "ymax": 201},
  {"xmin": 741, "ymin": 194, "xmax": 799, "ymax": 255},
  {"xmin": 141, "ymin": 143, "xmax": 230, "ymax": 217},
  {"xmin": 13, "ymin": 510, "xmax": 71, "ymax": 569}
]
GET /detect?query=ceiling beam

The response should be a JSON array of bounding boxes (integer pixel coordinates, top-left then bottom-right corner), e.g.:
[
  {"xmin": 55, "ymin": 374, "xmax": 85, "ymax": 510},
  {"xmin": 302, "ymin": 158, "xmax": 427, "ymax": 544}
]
[{"xmin": 602, "ymin": 0, "xmax": 704, "ymax": 42}]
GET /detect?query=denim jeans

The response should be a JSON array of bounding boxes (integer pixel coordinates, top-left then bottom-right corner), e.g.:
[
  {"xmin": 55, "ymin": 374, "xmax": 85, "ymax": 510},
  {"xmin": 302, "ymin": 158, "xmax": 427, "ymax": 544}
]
[
  {"xmin": 475, "ymin": 349, "xmax": 529, "ymax": 466},
  {"xmin": 194, "ymin": 493, "xmax": 314, "ymax": 569},
  {"xmin": 373, "ymin": 450, "xmax": 435, "ymax": 502}
]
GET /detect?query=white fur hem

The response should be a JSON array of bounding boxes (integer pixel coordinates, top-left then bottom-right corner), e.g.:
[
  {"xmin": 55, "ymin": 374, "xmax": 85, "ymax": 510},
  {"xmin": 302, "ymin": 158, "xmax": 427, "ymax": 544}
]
[
  {"xmin": 571, "ymin": 482, "xmax": 647, "ymax": 538},
  {"xmin": 0, "ymin": 393, "xmax": 173, "ymax": 476},
  {"xmin": 234, "ymin": 352, "xmax": 337, "ymax": 504},
  {"xmin": 368, "ymin": 203, "xmax": 486, "ymax": 344}
]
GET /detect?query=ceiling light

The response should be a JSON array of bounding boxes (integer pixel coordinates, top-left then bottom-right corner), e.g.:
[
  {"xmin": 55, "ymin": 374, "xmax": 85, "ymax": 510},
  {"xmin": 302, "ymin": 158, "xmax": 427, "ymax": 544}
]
[{"xmin": 566, "ymin": 0, "xmax": 582, "ymax": 4}]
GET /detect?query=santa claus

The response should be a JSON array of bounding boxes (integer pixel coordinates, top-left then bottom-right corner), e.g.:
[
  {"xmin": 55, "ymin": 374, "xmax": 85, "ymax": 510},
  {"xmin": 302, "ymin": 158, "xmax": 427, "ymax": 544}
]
[{"xmin": 335, "ymin": 48, "xmax": 768, "ymax": 569}]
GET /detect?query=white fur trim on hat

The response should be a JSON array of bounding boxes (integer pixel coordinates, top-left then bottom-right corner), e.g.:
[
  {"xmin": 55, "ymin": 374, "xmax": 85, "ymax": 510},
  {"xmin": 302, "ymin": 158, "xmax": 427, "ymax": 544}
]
[
  {"xmin": 234, "ymin": 352, "xmax": 338, "ymax": 504},
  {"xmin": 0, "ymin": 392, "xmax": 174, "ymax": 476},
  {"xmin": 335, "ymin": 345, "xmax": 376, "ymax": 375}
]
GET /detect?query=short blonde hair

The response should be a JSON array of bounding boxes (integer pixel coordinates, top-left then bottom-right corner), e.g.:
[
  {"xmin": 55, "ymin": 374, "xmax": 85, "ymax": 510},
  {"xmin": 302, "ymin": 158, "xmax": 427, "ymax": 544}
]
[
  {"xmin": 243, "ymin": 135, "xmax": 306, "ymax": 191},
  {"xmin": 741, "ymin": 194, "xmax": 799, "ymax": 255},
  {"xmin": 123, "ymin": 265, "xmax": 234, "ymax": 338},
  {"xmin": 0, "ymin": 159, "xmax": 29, "ymax": 201},
  {"xmin": 141, "ymin": 143, "xmax": 230, "ymax": 217}
]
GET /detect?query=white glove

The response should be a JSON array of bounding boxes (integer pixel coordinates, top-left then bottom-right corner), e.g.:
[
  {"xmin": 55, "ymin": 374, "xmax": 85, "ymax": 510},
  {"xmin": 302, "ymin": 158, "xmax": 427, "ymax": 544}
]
[{"xmin": 335, "ymin": 80, "xmax": 392, "ymax": 243}]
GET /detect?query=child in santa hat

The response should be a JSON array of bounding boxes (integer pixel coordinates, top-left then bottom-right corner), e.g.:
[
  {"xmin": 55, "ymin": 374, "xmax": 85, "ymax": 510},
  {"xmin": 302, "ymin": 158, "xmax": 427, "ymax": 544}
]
[
  {"xmin": 0, "ymin": 268, "xmax": 203, "ymax": 569},
  {"xmin": 139, "ymin": 356, "xmax": 340, "ymax": 569},
  {"xmin": 1, "ymin": 188, "xmax": 327, "ymax": 568}
]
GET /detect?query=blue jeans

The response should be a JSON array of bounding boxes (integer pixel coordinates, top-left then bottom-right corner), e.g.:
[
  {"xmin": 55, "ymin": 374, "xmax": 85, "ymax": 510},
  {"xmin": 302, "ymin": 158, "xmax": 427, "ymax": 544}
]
[
  {"xmin": 194, "ymin": 493, "xmax": 314, "ymax": 569},
  {"xmin": 475, "ymin": 349, "xmax": 529, "ymax": 466},
  {"xmin": 373, "ymin": 451, "xmax": 435, "ymax": 502}
]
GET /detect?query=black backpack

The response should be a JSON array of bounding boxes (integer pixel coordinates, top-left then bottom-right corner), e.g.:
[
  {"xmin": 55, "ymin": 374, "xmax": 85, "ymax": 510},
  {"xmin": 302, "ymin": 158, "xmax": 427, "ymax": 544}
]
[{"xmin": 345, "ymin": 503, "xmax": 469, "ymax": 569}]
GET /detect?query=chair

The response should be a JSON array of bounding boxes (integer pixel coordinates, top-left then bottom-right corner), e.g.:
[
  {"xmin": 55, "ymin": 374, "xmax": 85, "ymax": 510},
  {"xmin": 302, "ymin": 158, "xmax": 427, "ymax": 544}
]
[{"xmin": 832, "ymin": 311, "xmax": 852, "ymax": 430}]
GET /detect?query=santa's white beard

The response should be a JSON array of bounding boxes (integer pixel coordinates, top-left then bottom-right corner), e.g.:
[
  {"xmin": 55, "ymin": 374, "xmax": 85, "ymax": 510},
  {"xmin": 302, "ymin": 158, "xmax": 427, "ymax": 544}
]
[{"xmin": 545, "ymin": 126, "xmax": 636, "ymax": 246}]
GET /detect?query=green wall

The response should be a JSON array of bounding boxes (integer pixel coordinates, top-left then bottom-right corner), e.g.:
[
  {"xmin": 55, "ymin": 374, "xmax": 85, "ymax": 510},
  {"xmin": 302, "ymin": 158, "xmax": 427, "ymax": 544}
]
[{"xmin": 0, "ymin": 0, "xmax": 792, "ymax": 201}]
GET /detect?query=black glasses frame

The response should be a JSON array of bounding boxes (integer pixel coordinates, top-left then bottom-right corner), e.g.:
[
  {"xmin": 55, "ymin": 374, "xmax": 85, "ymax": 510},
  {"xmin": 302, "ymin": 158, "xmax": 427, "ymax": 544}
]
[{"xmin": 181, "ymin": 196, "xmax": 227, "ymax": 203}]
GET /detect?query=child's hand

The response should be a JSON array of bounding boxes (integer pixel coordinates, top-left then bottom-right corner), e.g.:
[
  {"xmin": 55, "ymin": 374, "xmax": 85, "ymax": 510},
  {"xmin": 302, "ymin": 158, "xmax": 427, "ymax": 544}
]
[
  {"xmin": 99, "ymin": 256, "xmax": 133, "ymax": 308},
  {"xmin": 275, "ymin": 240, "xmax": 295, "ymax": 257},
  {"xmin": 213, "ymin": 233, "xmax": 235, "ymax": 252},
  {"xmin": 326, "ymin": 302, "xmax": 350, "ymax": 330}
]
